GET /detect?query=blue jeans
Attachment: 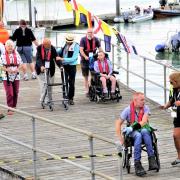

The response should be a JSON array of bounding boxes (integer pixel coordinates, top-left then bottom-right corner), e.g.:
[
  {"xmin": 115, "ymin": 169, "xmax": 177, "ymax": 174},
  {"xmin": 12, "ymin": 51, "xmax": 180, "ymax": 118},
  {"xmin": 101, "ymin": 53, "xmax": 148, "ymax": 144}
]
[{"xmin": 131, "ymin": 128, "xmax": 154, "ymax": 161}]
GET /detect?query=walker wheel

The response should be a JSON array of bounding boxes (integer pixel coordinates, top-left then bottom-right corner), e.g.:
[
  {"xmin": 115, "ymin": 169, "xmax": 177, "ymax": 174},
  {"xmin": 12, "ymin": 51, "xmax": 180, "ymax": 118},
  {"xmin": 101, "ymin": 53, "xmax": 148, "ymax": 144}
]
[
  {"xmin": 41, "ymin": 102, "xmax": 45, "ymax": 109},
  {"xmin": 49, "ymin": 105, "xmax": 53, "ymax": 111}
]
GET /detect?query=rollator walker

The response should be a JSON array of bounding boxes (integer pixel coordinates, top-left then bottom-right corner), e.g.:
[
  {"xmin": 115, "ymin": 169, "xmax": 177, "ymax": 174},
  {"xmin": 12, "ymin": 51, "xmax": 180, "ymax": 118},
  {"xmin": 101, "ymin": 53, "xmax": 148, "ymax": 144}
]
[{"xmin": 41, "ymin": 65, "xmax": 69, "ymax": 111}]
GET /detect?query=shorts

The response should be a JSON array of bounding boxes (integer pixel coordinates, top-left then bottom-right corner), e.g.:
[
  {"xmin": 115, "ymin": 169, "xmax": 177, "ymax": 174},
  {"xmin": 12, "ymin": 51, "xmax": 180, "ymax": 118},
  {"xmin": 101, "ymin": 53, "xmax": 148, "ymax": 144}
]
[
  {"xmin": 81, "ymin": 60, "xmax": 89, "ymax": 77},
  {"xmin": 17, "ymin": 46, "xmax": 33, "ymax": 63},
  {"xmin": 173, "ymin": 117, "xmax": 180, "ymax": 128}
]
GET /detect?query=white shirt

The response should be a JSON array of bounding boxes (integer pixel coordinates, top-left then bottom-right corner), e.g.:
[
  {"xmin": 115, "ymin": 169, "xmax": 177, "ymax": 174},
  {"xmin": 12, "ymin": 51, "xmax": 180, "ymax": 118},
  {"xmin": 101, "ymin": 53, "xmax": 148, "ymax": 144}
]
[{"xmin": 0, "ymin": 50, "xmax": 23, "ymax": 81}]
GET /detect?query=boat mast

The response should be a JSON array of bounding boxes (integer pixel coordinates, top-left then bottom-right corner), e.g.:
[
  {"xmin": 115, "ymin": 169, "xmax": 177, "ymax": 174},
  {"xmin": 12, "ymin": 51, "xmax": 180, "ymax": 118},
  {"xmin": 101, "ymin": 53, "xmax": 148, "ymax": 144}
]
[
  {"xmin": 28, "ymin": 0, "xmax": 35, "ymax": 28},
  {"xmin": 116, "ymin": 0, "xmax": 121, "ymax": 17}
]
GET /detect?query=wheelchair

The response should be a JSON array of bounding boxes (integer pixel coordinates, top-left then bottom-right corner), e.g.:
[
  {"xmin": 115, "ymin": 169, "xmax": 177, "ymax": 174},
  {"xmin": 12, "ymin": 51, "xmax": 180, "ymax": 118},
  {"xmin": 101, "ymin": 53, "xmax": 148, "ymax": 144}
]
[
  {"xmin": 122, "ymin": 126, "xmax": 160, "ymax": 174},
  {"xmin": 88, "ymin": 53, "xmax": 122, "ymax": 103},
  {"xmin": 88, "ymin": 71, "xmax": 122, "ymax": 103}
]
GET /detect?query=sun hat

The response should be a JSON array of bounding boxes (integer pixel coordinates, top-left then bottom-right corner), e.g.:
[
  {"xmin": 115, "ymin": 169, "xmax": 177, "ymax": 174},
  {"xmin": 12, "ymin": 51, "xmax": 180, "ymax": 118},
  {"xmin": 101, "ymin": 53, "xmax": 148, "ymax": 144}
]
[{"xmin": 65, "ymin": 34, "xmax": 74, "ymax": 43}]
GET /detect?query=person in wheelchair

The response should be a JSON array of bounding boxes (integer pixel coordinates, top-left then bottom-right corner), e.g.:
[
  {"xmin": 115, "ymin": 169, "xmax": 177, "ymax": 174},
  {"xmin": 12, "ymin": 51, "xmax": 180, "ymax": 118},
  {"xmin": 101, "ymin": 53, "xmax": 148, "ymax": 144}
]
[
  {"xmin": 94, "ymin": 51, "xmax": 116, "ymax": 99},
  {"xmin": 115, "ymin": 92, "xmax": 158, "ymax": 176}
]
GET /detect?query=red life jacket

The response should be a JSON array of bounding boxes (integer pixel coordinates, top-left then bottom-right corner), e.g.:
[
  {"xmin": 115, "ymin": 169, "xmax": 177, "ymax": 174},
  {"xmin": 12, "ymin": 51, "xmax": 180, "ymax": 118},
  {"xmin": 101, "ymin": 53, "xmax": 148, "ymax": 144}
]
[
  {"xmin": 97, "ymin": 59, "xmax": 109, "ymax": 74},
  {"xmin": 130, "ymin": 101, "xmax": 144, "ymax": 124},
  {"xmin": 86, "ymin": 36, "xmax": 96, "ymax": 53},
  {"xmin": 5, "ymin": 51, "xmax": 18, "ymax": 66},
  {"xmin": 41, "ymin": 45, "xmax": 51, "ymax": 61}
]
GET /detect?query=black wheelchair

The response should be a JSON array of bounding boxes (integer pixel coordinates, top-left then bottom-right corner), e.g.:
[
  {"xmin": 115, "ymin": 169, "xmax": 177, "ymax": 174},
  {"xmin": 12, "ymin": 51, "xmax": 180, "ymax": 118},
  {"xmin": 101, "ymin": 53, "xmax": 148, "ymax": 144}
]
[
  {"xmin": 88, "ymin": 71, "xmax": 122, "ymax": 103},
  {"xmin": 122, "ymin": 127, "xmax": 160, "ymax": 174}
]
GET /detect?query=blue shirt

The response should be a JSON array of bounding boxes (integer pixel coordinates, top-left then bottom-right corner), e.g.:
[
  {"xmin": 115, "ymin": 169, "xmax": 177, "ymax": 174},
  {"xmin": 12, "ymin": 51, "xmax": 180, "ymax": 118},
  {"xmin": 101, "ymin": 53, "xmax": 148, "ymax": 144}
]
[{"xmin": 120, "ymin": 105, "xmax": 150, "ymax": 123}]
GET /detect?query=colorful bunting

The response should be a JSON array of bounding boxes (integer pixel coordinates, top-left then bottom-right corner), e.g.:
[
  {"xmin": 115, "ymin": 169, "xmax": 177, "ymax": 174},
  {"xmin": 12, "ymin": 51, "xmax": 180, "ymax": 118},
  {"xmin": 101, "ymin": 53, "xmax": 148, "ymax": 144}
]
[{"xmin": 64, "ymin": 0, "xmax": 138, "ymax": 55}]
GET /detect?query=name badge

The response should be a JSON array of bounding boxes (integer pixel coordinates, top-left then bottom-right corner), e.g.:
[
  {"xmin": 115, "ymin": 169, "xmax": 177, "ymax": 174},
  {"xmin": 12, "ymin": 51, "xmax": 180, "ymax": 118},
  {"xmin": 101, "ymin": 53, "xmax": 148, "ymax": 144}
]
[
  {"xmin": 171, "ymin": 111, "xmax": 177, "ymax": 118},
  {"xmin": 89, "ymin": 52, "xmax": 93, "ymax": 58},
  {"xmin": 45, "ymin": 61, "xmax": 50, "ymax": 68}
]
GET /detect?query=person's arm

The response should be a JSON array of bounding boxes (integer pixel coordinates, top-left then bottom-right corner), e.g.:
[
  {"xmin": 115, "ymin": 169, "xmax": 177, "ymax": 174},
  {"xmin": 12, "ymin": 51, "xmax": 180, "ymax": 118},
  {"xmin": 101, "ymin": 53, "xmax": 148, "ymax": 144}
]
[
  {"xmin": 80, "ymin": 38, "xmax": 89, "ymax": 60},
  {"xmin": 115, "ymin": 118, "xmax": 124, "ymax": 145},
  {"xmin": 35, "ymin": 46, "xmax": 44, "ymax": 72},
  {"xmin": 107, "ymin": 60, "xmax": 113, "ymax": 75},
  {"xmin": 33, "ymin": 39, "xmax": 39, "ymax": 47}
]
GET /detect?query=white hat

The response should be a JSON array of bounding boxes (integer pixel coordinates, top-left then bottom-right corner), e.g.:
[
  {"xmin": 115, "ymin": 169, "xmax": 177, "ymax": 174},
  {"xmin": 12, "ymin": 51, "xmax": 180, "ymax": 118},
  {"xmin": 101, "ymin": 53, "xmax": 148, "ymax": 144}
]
[{"xmin": 65, "ymin": 34, "xmax": 74, "ymax": 43}]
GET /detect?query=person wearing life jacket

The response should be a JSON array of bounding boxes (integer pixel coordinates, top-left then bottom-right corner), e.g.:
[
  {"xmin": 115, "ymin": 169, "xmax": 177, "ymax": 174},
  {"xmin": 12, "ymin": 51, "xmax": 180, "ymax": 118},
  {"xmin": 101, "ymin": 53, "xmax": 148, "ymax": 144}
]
[
  {"xmin": 115, "ymin": 92, "xmax": 158, "ymax": 176},
  {"xmin": 35, "ymin": 38, "xmax": 60, "ymax": 104},
  {"xmin": 160, "ymin": 72, "xmax": 180, "ymax": 166},
  {"xmin": 94, "ymin": 51, "xmax": 116, "ymax": 99},
  {"xmin": 80, "ymin": 28, "xmax": 103, "ymax": 97},
  {"xmin": 0, "ymin": 40, "xmax": 23, "ymax": 115},
  {"xmin": 57, "ymin": 34, "xmax": 80, "ymax": 105}
]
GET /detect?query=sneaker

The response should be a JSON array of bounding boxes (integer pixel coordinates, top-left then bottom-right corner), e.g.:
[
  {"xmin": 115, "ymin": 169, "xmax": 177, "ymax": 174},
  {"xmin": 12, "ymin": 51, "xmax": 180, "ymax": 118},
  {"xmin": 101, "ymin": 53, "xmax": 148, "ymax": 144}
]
[
  {"xmin": 23, "ymin": 74, "xmax": 29, "ymax": 81},
  {"xmin": 31, "ymin": 74, "xmax": 37, "ymax": 80},
  {"xmin": 134, "ymin": 161, "xmax": 146, "ymax": 176},
  {"xmin": 171, "ymin": 159, "xmax": 180, "ymax": 166},
  {"xmin": 69, "ymin": 99, "xmax": 74, "ymax": 105},
  {"xmin": 0, "ymin": 113, "xmax": 5, "ymax": 119}
]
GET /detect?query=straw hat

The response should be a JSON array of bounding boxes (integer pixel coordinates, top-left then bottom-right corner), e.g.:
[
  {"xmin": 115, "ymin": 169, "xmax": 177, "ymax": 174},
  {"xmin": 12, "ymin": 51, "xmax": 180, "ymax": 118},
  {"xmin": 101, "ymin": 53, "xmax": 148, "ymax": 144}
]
[{"xmin": 65, "ymin": 34, "xmax": 74, "ymax": 43}]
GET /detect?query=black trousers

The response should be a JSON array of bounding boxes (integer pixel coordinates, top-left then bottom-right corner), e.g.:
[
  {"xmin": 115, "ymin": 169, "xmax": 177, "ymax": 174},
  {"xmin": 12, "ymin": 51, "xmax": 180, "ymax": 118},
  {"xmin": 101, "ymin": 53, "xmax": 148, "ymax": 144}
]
[{"xmin": 63, "ymin": 65, "xmax": 76, "ymax": 100}]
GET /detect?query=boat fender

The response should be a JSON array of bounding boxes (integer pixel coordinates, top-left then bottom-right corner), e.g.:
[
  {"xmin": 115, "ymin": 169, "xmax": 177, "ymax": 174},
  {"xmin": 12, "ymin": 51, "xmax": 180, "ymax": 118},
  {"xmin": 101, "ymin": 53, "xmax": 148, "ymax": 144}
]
[{"xmin": 155, "ymin": 44, "xmax": 165, "ymax": 52}]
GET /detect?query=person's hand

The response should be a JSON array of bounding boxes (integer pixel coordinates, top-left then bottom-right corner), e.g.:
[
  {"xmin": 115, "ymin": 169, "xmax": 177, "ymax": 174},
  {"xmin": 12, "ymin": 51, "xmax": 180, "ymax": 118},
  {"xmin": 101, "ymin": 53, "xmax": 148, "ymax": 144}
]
[
  {"xmin": 123, "ymin": 127, "xmax": 133, "ymax": 135},
  {"xmin": 6, "ymin": 68, "xmax": 13, "ymax": 74},
  {"xmin": 56, "ymin": 56, "xmax": 61, "ymax": 61},
  {"xmin": 85, "ymin": 56, "xmax": 89, "ymax": 61},
  {"xmin": 175, "ymin": 101, "xmax": 180, "ymax": 107},
  {"xmin": 41, "ymin": 66, "xmax": 45, "ymax": 72},
  {"xmin": 159, "ymin": 105, "xmax": 166, "ymax": 110}
]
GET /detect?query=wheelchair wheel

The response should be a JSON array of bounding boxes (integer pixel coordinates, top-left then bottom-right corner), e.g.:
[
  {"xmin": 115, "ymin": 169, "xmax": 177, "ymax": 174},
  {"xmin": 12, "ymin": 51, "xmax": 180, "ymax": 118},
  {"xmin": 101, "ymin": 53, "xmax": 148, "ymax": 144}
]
[
  {"xmin": 151, "ymin": 131, "xmax": 160, "ymax": 171},
  {"xmin": 89, "ymin": 86, "xmax": 95, "ymax": 101},
  {"xmin": 122, "ymin": 148, "xmax": 131, "ymax": 173}
]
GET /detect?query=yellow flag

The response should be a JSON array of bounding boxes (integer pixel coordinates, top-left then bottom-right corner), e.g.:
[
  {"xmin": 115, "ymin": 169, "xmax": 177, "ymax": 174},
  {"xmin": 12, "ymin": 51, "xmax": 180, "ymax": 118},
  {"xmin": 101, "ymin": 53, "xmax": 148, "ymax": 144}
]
[
  {"xmin": 64, "ymin": 0, "xmax": 73, "ymax": 12},
  {"xmin": 101, "ymin": 21, "xmax": 111, "ymax": 36},
  {"xmin": 74, "ymin": 10, "xmax": 80, "ymax": 26}
]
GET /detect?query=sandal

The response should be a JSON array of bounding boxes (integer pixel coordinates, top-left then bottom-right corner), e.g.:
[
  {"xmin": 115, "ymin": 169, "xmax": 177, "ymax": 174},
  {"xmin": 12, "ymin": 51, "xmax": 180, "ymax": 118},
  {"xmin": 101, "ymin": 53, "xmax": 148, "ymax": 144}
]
[{"xmin": 171, "ymin": 159, "xmax": 180, "ymax": 165}]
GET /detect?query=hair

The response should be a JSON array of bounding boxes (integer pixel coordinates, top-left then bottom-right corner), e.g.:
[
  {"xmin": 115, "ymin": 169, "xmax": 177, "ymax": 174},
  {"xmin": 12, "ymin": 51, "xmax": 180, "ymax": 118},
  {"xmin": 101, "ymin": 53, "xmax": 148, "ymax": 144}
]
[
  {"xmin": 133, "ymin": 92, "xmax": 144, "ymax": 100},
  {"xmin": 169, "ymin": 72, "xmax": 180, "ymax": 86},
  {"xmin": 19, "ymin": 19, "xmax": 27, "ymax": 26},
  {"xmin": 5, "ymin": 39, "xmax": 15, "ymax": 49}
]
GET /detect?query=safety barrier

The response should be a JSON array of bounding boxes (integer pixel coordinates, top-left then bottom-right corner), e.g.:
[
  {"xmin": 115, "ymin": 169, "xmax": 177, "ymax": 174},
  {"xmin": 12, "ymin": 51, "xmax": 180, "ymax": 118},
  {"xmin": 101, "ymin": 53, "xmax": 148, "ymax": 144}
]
[{"xmin": 0, "ymin": 104, "xmax": 122, "ymax": 180}]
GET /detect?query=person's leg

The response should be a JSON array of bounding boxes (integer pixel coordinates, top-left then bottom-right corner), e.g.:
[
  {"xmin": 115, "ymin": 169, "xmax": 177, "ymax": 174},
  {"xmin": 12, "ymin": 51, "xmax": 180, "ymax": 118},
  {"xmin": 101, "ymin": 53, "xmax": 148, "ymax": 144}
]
[
  {"xmin": 173, "ymin": 128, "xmax": 180, "ymax": 159},
  {"xmin": 12, "ymin": 80, "xmax": 20, "ymax": 108},
  {"xmin": 141, "ymin": 128, "xmax": 154, "ymax": 157},
  {"xmin": 100, "ymin": 77, "xmax": 107, "ymax": 93},
  {"xmin": 37, "ymin": 73, "xmax": 46, "ymax": 103},
  {"xmin": 68, "ymin": 65, "xmax": 76, "ymax": 101},
  {"xmin": 24, "ymin": 46, "xmax": 36, "ymax": 79},
  {"xmin": 3, "ymin": 81, "xmax": 14, "ymax": 115},
  {"xmin": 110, "ymin": 75, "xmax": 116, "ymax": 93},
  {"xmin": 141, "ymin": 128, "xmax": 158, "ymax": 170},
  {"xmin": 17, "ymin": 47, "xmax": 28, "ymax": 80},
  {"xmin": 81, "ymin": 60, "xmax": 89, "ymax": 95},
  {"xmin": 131, "ymin": 131, "xmax": 146, "ymax": 176}
]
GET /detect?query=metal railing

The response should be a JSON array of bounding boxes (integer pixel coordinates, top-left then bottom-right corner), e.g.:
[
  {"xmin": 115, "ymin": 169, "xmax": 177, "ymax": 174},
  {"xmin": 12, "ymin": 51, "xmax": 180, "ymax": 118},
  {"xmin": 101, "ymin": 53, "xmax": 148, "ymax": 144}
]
[
  {"xmin": 0, "ymin": 105, "xmax": 122, "ymax": 180},
  {"xmin": 42, "ymin": 29, "xmax": 180, "ymax": 105}
]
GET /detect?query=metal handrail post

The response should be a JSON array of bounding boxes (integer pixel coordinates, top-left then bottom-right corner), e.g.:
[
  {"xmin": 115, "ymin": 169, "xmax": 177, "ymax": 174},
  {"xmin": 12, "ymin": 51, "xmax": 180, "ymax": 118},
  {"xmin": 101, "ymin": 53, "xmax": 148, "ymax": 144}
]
[
  {"xmin": 89, "ymin": 137, "xmax": 95, "ymax": 180},
  {"xmin": 112, "ymin": 44, "xmax": 115, "ymax": 69},
  {"xmin": 32, "ymin": 117, "xmax": 37, "ymax": 180},
  {"xmin": 164, "ymin": 66, "xmax": 167, "ymax": 104},
  {"xmin": 55, "ymin": 31, "xmax": 58, "ymax": 47},
  {"xmin": 143, "ymin": 58, "xmax": 147, "ymax": 97},
  {"xmin": 126, "ymin": 53, "xmax": 129, "ymax": 87}
]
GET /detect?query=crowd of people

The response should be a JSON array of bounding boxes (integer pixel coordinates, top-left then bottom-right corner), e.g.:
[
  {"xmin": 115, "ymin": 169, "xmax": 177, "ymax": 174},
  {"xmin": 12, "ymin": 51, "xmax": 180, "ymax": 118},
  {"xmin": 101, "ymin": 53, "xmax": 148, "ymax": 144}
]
[{"xmin": 0, "ymin": 19, "xmax": 180, "ymax": 178}]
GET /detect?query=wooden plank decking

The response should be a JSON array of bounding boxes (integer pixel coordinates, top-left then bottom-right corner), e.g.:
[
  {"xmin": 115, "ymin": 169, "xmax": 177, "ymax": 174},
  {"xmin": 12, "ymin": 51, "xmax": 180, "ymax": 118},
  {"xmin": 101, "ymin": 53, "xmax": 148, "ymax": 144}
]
[{"xmin": 0, "ymin": 69, "xmax": 179, "ymax": 180}]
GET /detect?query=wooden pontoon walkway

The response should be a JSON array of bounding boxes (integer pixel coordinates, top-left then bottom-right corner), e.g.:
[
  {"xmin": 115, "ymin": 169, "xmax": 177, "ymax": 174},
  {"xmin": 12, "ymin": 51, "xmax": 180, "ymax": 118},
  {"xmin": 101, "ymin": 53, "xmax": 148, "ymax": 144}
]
[{"xmin": 0, "ymin": 70, "xmax": 179, "ymax": 180}]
